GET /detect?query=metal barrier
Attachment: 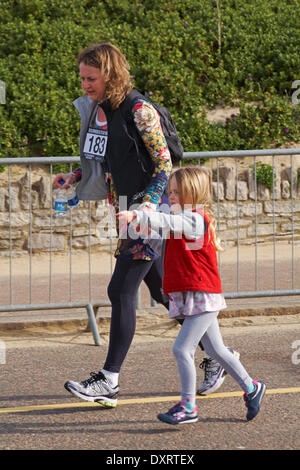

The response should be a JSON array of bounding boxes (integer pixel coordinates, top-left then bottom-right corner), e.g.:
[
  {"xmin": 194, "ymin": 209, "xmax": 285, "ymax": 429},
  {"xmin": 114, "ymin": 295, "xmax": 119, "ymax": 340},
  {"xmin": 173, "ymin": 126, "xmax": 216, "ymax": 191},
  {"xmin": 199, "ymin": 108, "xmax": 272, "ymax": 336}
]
[
  {"xmin": 0, "ymin": 149, "xmax": 299, "ymax": 345},
  {"xmin": 183, "ymin": 148, "xmax": 300, "ymax": 300}
]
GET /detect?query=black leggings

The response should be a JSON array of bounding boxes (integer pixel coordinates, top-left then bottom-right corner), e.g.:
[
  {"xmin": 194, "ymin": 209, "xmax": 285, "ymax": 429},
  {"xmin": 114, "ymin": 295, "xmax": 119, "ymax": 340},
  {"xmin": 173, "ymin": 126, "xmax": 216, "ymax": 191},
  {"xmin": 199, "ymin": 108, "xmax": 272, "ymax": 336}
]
[{"xmin": 104, "ymin": 257, "xmax": 203, "ymax": 373}]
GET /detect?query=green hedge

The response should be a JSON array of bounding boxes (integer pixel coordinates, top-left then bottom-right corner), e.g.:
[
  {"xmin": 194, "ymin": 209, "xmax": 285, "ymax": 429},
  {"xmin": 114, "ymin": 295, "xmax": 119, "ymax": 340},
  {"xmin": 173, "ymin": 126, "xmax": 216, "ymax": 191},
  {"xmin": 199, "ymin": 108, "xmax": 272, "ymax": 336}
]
[{"xmin": 0, "ymin": 0, "xmax": 299, "ymax": 159}]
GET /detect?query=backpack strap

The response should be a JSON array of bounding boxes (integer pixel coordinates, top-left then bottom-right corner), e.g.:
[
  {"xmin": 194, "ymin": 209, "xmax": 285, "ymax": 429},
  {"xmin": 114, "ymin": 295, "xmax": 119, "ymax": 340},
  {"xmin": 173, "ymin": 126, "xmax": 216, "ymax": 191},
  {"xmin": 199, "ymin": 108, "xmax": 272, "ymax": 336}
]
[
  {"xmin": 119, "ymin": 90, "xmax": 155, "ymax": 178},
  {"xmin": 120, "ymin": 89, "xmax": 148, "ymax": 122}
]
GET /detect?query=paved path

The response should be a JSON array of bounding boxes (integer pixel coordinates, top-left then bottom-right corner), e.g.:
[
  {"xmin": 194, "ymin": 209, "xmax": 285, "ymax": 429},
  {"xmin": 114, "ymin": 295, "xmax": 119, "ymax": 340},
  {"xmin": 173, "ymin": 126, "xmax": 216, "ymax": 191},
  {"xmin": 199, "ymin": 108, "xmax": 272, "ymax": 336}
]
[
  {"xmin": 0, "ymin": 312, "xmax": 299, "ymax": 451},
  {"xmin": 0, "ymin": 243, "xmax": 299, "ymax": 454}
]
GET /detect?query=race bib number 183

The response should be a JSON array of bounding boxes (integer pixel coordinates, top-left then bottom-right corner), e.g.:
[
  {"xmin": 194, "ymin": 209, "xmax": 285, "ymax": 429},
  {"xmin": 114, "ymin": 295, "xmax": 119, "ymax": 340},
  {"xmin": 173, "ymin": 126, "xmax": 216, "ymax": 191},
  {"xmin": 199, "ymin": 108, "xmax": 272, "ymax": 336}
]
[{"xmin": 83, "ymin": 128, "xmax": 108, "ymax": 161}]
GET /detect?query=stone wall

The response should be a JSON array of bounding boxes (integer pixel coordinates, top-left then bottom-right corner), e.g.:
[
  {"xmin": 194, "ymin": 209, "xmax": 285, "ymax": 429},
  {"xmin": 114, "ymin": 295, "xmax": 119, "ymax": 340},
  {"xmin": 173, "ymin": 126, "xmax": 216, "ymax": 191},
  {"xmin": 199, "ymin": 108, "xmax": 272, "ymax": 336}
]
[
  {"xmin": 212, "ymin": 166, "xmax": 300, "ymax": 247},
  {"xmin": 0, "ymin": 165, "xmax": 299, "ymax": 257}
]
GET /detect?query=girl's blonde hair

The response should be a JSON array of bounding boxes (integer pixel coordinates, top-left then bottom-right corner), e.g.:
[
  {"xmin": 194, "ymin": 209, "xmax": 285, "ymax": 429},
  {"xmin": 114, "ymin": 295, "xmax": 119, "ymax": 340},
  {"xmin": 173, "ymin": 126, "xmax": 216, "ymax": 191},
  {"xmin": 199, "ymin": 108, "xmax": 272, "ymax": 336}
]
[
  {"xmin": 77, "ymin": 43, "xmax": 133, "ymax": 110},
  {"xmin": 167, "ymin": 167, "xmax": 223, "ymax": 251}
]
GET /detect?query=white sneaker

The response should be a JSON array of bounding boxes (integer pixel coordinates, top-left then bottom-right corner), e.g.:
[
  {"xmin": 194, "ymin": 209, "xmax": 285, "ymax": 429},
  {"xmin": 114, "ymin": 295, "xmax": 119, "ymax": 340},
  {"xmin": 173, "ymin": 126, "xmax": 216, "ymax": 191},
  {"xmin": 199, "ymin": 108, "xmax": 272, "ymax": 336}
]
[
  {"xmin": 197, "ymin": 348, "xmax": 240, "ymax": 395},
  {"xmin": 64, "ymin": 371, "xmax": 119, "ymax": 408}
]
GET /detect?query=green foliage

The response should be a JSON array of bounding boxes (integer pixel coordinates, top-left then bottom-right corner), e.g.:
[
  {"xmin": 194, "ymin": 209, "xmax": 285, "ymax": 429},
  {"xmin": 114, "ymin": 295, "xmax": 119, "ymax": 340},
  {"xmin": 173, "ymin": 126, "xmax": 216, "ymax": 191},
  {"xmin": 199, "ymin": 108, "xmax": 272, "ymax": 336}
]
[
  {"xmin": 216, "ymin": 95, "xmax": 300, "ymax": 150},
  {"xmin": 252, "ymin": 162, "xmax": 276, "ymax": 189},
  {"xmin": 0, "ymin": 0, "xmax": 300, "ymax": 160}
]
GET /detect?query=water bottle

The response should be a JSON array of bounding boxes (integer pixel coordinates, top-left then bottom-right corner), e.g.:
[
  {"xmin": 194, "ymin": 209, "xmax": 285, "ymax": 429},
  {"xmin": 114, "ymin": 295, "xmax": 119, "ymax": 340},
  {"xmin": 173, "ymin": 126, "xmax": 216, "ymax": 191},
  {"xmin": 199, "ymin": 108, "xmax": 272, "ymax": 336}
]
[
  {"xmin": 54, "ymin": 179, "xmax": 68, "ymax": 217},
  {"xmin": 67, "ymin": 185, "xmax": 79, "ymax": 209}
]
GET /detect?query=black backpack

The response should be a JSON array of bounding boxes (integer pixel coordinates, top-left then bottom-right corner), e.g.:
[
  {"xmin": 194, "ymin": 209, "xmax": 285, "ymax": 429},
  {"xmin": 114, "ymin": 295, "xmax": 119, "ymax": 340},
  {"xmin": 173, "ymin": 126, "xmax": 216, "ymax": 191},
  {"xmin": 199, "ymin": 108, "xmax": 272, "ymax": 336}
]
[{"xmin": 120, "ymin": 90, "xmax": 183, "ymax": 164}]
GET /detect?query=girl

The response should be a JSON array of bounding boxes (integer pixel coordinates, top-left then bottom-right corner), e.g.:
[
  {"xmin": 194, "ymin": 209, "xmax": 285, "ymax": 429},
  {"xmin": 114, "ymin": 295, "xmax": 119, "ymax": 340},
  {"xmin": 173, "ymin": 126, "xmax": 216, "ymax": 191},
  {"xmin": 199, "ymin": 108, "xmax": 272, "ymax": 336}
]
[
  {"xmin": 117, "ymin": 167, "xmax": 266, "ymax": 424},
  {"xmin": 57, "ymin": 43, "xmax": 172, "ymax": 408}
]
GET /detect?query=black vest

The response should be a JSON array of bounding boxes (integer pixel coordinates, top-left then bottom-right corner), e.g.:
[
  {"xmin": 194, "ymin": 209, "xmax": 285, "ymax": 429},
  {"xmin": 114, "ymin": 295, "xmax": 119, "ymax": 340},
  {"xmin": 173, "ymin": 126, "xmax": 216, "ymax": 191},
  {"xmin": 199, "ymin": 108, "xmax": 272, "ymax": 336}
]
[{"xmin": 100, "ymin": 91, "xmax": 154, "ymax": 209}]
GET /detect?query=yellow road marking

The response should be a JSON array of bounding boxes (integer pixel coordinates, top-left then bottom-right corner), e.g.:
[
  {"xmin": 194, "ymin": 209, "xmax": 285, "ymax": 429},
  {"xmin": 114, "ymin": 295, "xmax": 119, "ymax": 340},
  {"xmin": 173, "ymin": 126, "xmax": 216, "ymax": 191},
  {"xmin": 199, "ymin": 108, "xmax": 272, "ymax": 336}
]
[{"xmin": 0, "ymin": 387, "xmax": 299, "ymax": 415}]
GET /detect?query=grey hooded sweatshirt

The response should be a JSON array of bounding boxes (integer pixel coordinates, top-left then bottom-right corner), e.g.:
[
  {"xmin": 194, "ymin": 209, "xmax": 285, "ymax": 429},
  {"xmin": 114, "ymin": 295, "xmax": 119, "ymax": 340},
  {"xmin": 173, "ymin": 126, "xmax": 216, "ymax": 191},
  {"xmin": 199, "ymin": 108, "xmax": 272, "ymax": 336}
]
[{"xmin": 73, "ymin": 95, "xmax": 107, "ymax": 200}]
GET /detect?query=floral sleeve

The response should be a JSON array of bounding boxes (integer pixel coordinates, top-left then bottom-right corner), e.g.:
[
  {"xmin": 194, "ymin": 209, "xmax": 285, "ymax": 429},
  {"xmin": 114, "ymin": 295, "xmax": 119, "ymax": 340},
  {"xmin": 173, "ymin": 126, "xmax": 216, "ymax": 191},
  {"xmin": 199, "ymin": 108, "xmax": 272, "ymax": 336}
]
[{"xmin": 132, "ymin": 100, "xmax": 172, "ymax": 206}]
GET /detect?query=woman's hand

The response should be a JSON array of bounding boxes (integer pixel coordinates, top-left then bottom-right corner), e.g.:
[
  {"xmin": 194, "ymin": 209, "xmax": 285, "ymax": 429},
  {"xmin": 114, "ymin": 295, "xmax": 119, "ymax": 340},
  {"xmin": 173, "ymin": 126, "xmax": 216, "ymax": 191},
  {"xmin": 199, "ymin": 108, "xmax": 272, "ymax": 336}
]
[
  {"xmin": 116, "ymin": 210, "xmax": 154, "ymax": 238},
  {"xmin": 53, "ymin": 172, "xmax": 76, "ymax": 189},
  {"xmin": 116, "ymin": 210, "xmax": 136, "ymax": 233}
]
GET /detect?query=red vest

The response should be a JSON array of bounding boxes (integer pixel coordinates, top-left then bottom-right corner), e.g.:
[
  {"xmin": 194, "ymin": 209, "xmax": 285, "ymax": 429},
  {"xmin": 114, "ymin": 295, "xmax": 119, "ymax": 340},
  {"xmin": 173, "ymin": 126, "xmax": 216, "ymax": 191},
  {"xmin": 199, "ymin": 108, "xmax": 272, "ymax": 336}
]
[{"xmin": 163, "ymin": 212, "xmax": 222, "ymax": 295}]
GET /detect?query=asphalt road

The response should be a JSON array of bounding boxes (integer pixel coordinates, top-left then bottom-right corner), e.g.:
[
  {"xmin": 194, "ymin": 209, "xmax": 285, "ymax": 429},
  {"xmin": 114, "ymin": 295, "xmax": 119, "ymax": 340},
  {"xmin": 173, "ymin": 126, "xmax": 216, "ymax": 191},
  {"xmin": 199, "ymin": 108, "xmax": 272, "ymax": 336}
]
[{"xmin": 0, "ymin": 315, "xmax": 300, "ymax": 454}]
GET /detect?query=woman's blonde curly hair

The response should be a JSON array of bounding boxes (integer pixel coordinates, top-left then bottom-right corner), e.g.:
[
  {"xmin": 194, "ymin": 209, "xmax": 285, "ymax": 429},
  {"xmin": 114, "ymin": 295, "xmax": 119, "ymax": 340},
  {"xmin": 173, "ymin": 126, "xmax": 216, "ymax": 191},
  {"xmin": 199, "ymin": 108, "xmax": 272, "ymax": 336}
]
[{"xmin": 77, "ymin": 43, "xmax": 133, "ymax": 110}]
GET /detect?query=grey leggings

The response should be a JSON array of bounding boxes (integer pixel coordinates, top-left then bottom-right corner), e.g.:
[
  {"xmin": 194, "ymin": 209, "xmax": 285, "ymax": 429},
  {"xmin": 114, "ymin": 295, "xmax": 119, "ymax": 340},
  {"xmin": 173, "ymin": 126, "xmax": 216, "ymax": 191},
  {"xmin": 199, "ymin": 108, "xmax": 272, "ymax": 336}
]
[{"xmin": 173, "ymin": 311, "xmax": 253, "ymax": 402}]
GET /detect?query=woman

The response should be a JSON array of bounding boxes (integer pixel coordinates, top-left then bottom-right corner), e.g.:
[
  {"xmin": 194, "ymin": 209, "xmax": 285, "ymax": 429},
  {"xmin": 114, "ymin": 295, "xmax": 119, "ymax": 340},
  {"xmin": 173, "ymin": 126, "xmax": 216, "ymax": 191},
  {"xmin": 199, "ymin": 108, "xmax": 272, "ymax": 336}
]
[{"xmin": 54, "ymin": 43, "xmax": 172, "ymax": 407}]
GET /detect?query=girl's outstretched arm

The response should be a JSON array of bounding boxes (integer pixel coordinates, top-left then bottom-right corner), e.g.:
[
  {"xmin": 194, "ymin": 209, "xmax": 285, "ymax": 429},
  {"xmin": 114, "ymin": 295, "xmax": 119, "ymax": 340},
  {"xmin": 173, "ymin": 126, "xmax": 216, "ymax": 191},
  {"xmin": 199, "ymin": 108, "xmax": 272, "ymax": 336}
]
[{"xmin": 117, "ymin": 209, "xmax": 205, "ymax": 240}]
